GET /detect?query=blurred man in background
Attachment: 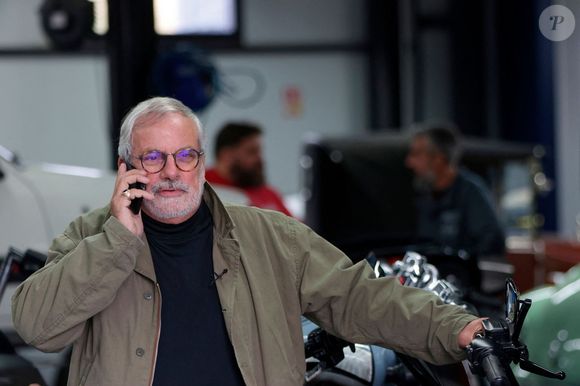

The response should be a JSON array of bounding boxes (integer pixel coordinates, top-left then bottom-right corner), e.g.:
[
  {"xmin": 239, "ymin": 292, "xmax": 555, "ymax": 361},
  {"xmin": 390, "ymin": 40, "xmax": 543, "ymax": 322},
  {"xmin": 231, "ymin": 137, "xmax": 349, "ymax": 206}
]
[
  {"xmin": 206, "ymin": 122, "xmax": 292, "ymax": 216},
  {"xmin": 405, "ymin": 124, "xmax": 505, "ymax": 259}
]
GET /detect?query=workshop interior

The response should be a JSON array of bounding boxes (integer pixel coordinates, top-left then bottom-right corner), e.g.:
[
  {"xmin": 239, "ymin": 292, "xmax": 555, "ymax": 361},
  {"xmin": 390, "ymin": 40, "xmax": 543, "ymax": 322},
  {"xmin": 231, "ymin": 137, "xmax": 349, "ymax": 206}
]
[{"xmin": 0, "ymin": 1, "xmax": 579, "ymax": 385}]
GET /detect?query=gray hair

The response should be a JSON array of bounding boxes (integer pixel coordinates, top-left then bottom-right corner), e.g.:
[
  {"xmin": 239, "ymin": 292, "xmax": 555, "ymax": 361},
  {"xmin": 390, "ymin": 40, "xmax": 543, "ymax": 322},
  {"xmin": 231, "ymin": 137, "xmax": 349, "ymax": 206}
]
[
  {"xmin": 410, "ymin": 122, "xmax": 462, "ymax": 166},
  {"xmin": 117, "ymin": 97, "xmax": 204, "ymax": 162}
]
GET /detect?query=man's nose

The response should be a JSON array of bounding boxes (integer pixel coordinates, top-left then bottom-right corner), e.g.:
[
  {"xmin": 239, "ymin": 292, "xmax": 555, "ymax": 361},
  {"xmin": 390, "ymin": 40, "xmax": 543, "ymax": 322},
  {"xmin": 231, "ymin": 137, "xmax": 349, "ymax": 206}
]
[{"xmin": 160, "ymin": 155, "xmax": 179, "ymax": 179}]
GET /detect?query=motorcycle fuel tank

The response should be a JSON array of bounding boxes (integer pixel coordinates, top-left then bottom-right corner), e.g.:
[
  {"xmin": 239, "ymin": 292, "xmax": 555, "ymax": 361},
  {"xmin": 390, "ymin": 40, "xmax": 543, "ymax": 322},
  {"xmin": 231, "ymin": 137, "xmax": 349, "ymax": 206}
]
[{"xmin": 513, "ymin": 265, "xmax": 580, "ymax": 386}]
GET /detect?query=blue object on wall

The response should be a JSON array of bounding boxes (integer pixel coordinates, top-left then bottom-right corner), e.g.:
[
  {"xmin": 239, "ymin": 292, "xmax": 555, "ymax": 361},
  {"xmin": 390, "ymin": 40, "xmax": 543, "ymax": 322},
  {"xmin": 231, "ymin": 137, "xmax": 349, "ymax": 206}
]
[{"xmin": 151, "ymin": 45, "xmax": 219, "ymax": 112}]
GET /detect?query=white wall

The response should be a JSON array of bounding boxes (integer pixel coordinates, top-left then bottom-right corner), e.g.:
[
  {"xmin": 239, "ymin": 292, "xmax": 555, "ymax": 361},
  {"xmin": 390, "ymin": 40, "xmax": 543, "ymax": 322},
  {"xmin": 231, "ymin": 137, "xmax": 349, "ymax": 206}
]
[
  {"xmin": 201, "ymin": 52, "xmax": 368, "ymax": 194},
  {"xmin": 209, "ymin": 0, "xmax": 369, "ymax": 194},
  {"xmin": 554, "ymin": 1, "xmax": 580, "ymax": 239},
  {"xmin": 0, "ymin": 0, "xmax": 369, "ymax": 195},
  {"xmin": 242, "ymin": 0, "xmax": 366, "ymax": 45},
  {"xmin": 0, "ymin": 0, "xmax": 48, "ymax": 48},
  {"xmin": 0, "ymin": 56, "xmax": 111, "ymax": 169},
  {"xmin": 0, "ymin": 0, "xmax": 110, "ymax": 170}
]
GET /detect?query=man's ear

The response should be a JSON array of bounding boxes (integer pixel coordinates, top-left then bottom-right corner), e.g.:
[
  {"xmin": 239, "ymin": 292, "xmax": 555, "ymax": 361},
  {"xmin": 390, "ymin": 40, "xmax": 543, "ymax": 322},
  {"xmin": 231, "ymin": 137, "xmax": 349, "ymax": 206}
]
[{"xmin": 117, "ymin": 157, "xmax": 124, "ymax": 168}]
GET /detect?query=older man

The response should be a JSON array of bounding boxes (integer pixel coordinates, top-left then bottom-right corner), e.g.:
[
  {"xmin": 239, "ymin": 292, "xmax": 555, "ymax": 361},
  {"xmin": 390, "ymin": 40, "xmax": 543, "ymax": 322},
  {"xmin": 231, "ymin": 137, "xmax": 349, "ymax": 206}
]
[
  {"xmin": 405, "ymin": 124, "xmax": 506, "ymax": 258},
  {"xmin": 12, "ymin": 97, "xmax": 483, "ymax": 386}
]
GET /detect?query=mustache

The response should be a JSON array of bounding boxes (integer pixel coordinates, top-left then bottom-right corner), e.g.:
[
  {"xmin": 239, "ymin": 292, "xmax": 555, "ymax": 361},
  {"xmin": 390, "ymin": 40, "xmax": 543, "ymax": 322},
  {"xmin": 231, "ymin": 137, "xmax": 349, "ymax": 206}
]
[{"xmin": 150, "ymin": 180, "xmax": 191, "ymax": 194}]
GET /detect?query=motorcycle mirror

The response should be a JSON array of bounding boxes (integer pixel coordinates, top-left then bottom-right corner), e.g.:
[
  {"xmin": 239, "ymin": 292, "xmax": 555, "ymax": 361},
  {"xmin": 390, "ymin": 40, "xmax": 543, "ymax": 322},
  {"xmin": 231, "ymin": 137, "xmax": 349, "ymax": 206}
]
[
  {"xmin": 505, "ymin": 278, "xmax": 532, "ymax": 344},
  {"xmin": 505, "ymin": 278, "xmax": 519, "ymax": 325}
]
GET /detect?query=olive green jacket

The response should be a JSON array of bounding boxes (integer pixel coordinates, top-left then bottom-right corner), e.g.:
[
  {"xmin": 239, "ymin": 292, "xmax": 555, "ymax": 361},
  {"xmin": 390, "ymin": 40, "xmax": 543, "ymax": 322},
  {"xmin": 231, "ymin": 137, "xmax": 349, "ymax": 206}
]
[{"xmin": 12, "ymin": 184, "xmax": 476, "ymax": 386}]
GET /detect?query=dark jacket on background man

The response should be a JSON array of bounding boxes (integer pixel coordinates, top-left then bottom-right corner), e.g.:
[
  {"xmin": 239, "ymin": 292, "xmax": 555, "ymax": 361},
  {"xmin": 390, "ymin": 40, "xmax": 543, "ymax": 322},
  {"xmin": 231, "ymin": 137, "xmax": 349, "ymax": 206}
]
[
  {"xmin": 416, "ymin": 169, "xmax": 505, "ymax": 257},
  {"xmin": 12, "ymin": 184, "xmax": 477, "ymax": 386}
]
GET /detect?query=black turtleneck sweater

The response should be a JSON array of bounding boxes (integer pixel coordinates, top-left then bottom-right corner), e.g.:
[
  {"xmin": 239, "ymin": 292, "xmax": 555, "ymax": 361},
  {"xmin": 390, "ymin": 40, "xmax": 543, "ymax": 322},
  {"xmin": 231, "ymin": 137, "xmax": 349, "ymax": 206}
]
[{"xmin": 143, "ymin": 202, "xmax": 244, "ymax": 386}]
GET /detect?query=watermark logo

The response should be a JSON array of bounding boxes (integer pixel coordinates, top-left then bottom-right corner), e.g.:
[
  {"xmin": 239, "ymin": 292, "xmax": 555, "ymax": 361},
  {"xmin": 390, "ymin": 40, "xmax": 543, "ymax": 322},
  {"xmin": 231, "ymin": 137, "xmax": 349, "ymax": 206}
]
[{"xmin": 539, "ymin": 5, "xmax": 575, "ymax": 41}]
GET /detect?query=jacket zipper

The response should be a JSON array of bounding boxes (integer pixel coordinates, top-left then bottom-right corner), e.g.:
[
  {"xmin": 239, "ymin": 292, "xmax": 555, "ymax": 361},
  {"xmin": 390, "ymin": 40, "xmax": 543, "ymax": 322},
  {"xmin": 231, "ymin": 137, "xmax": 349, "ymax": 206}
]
[{"xmin": 148, "ymin": 282, "xmax": 162, "ymax": 386}]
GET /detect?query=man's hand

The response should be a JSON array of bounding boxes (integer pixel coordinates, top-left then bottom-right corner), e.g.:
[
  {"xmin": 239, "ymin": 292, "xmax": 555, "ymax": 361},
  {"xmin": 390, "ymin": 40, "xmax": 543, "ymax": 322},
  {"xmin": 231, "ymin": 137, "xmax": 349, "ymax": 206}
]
[
  {"xmin": 110, "ymin": 163, "xmax": 154, "ymax": 236},
  {"xmin": 458, "ymin": 317, "xmax": 487, "ymax": 348}
]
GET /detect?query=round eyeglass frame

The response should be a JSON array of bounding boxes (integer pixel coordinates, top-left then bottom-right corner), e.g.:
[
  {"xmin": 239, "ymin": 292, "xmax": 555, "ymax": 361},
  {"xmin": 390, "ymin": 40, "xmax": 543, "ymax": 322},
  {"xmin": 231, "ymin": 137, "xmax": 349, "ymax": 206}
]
[{"xmin": 133, "ymin": 147, "xmax": 205, "ymax": 173}]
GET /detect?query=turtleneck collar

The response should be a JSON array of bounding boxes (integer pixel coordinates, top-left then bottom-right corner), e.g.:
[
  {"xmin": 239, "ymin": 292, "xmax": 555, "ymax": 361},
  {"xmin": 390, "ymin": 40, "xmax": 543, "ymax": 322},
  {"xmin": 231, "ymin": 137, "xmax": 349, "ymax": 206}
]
[{"xmin": 143, "ymin": 201, "xmax": 212, "ymax": 244}]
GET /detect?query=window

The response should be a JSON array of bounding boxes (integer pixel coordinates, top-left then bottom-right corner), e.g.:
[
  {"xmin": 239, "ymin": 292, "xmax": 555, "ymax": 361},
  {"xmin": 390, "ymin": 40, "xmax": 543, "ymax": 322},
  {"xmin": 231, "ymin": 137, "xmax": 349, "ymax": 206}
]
[{"xmin": 90, "ymin": 0, "xmax": 239, "ymax": 37}]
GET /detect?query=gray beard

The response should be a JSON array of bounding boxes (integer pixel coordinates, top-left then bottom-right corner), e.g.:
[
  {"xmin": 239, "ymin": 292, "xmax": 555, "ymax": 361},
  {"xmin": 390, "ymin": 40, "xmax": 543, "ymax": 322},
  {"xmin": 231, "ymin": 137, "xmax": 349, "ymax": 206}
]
[
  {"xmin": 413, "ymin": 174, "xmax": 435, "ymax": 194},
  {"xmin": 143, "ymin": 174, "xmax": 205, "ymax": 220}
]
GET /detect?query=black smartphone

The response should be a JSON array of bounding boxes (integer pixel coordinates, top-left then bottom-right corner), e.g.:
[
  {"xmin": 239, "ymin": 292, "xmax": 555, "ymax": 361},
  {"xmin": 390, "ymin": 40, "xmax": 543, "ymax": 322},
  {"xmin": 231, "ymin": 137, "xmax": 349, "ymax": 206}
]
[{"xmin": 125, "ymin": 162, "xmax": 145, "ymax": 214}]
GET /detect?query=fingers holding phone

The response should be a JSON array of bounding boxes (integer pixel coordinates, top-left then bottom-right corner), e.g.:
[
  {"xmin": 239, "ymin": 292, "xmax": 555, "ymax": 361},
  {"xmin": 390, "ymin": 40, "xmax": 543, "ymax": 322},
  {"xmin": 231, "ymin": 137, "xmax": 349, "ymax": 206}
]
[
  {"xmin": 125, "ymin": 162, "xmax": 147, "ymax": 215},
  {"xmin": 111, "ymin": 162, "xmax": 154, "ymax": 236}
]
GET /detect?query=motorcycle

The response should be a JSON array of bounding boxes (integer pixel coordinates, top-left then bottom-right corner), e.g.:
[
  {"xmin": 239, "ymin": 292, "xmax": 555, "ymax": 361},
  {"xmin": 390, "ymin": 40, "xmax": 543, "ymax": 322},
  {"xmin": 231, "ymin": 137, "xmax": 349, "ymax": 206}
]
[
  {"xmin": 303, "ymin": 251, "xmax": 567, "ymax": 386},
  {"xmin": 0, "ymin": 248, "xmax": 47, "ymax": 386},
  {"xmin": 512, "ymin": 264, "xmax": 580, "ymax": 386}
]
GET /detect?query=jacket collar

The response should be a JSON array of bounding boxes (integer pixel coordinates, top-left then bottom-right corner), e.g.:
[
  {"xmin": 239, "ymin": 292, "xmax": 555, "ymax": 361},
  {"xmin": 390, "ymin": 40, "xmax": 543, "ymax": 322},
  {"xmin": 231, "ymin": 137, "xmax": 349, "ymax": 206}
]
[{"xmin": 202, "ymin": 182, "xmax": 235, "ymax": 238}]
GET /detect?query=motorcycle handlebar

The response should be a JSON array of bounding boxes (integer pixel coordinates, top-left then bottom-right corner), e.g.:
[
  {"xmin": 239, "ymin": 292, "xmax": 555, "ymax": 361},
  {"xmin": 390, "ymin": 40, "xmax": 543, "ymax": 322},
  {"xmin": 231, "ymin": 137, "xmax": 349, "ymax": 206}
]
[
  {"xmin": 481, "ymin": 352, "xmax": 509, "ymax": 386},
  {"xmin": 467, "ymin": 337, "xmax": 511, "ymax": 386}
]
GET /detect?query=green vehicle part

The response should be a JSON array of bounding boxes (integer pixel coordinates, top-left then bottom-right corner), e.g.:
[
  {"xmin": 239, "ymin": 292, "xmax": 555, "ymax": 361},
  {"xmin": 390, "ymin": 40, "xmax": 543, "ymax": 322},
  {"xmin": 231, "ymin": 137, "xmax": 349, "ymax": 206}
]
[{"xmin": 513, "ymin": 265, "xmax": 580, "ymax": 386}]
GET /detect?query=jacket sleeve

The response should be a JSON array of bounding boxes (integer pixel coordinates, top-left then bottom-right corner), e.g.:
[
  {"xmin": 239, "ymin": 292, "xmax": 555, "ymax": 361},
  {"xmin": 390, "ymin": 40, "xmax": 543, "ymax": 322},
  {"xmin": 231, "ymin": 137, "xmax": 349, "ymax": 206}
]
[
  {"xmin": 293, "ymin": 221, "xmax": 477, "ymax": 365},
  {"xmin": 11, "ymin": 214, "xmax": 145, "ymax": 352}
]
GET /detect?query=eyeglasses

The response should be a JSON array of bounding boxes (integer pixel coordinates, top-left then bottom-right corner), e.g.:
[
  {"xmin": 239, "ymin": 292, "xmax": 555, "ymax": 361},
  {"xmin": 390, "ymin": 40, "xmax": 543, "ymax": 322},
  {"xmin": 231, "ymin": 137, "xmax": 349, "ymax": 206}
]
[{"xmin": 134, "ymin": 147, "xmax": 204, "ymax": 173}]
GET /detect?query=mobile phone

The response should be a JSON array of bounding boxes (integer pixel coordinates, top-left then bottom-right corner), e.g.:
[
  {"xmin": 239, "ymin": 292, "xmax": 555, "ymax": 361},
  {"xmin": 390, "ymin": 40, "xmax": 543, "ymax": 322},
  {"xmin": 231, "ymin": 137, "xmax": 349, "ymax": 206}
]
[{"xmin": 124, "ymin": 162, "xmax": 145, "ymax": 214}]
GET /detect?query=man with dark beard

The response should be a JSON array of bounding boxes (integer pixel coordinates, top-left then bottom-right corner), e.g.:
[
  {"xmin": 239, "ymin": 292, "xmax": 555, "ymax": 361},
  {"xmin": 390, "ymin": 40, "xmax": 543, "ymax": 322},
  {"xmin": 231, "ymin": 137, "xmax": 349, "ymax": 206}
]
[
  {"xmin": 405, "ymin": 124, "xmax": 506, "ymax": 259},
  {"xmin": 205, "ymin": 122, "xmax": 292, "ymax": 216}
]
